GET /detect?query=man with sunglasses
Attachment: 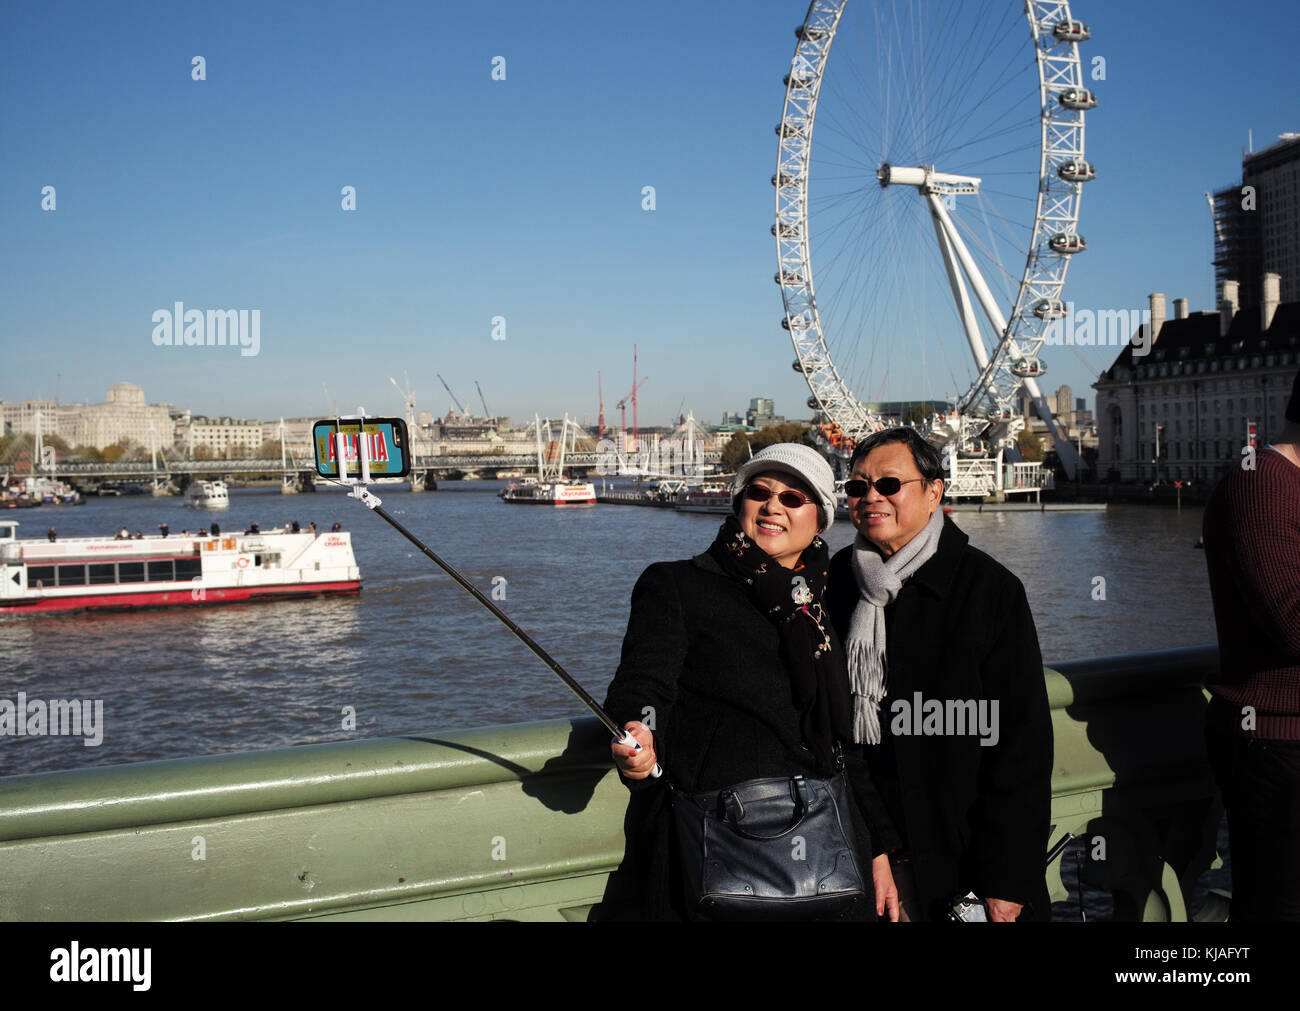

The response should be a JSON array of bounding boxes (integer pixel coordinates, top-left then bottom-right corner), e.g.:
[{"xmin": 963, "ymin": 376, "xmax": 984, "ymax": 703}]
[{"xmin": 827, "ymin": 427, "xmax": 1052, "ymax": 921}]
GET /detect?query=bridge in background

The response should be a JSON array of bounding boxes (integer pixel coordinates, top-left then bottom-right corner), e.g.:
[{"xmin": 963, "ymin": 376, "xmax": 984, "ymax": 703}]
[{"xmin": 12, "ymin": 450, "xmax": 725, "ymax": 495}]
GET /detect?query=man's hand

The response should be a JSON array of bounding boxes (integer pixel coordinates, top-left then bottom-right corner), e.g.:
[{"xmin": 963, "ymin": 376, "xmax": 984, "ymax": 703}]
[
  {"xmin": 872, "ymin": 853, "xmax": 900, "ymax": 921},
  {"xmin": 985, "ymin": 897, "xmax": 1023, "ymax": 922},
  {"xmin": 610, "ymin": 721, "xmax": 657, "ymax": 779}
]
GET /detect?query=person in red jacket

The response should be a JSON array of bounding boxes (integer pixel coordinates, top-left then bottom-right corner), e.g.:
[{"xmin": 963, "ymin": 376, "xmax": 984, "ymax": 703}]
[{"xmin": 1202, "ymin": 368, "xmax": 1300, "ymax": 921}]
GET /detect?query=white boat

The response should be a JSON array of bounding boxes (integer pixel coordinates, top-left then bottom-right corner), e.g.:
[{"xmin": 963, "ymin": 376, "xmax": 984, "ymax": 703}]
[
  {"xmin": 500, "ymin": 481, "xmax": 596, "ymax": 505},
  {"xmin": 499, "ymin": 415, "xmax": 595, "ymax": 507},
  {"xmin": 184, "ymin": 480, "xmax": 229, "ymax": 509},
  {"xmin": 0, "ymin": 520, "xmax": 360, "ymax": 614}
]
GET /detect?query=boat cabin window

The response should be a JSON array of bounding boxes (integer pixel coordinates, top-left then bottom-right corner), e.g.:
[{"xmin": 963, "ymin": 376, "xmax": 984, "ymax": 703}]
[
  {"xmin": 57, "ymin": 564, "xmax": 87, "ymax": 586},
  {"xmin": 29, "ymin": 555, "xmax": 210, "ymax": 588}
]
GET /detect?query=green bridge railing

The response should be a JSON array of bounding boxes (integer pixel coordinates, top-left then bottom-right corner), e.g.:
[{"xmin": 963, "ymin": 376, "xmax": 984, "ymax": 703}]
[{"xmin": 0, "ymin": 644, "xmax": 1223, "ymax": 921}]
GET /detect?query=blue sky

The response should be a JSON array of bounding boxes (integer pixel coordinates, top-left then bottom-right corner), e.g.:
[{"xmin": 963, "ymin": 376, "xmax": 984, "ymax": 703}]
[{"xmin": 1, "ymin": 0, "xmax": 1293, "ymax": 429}]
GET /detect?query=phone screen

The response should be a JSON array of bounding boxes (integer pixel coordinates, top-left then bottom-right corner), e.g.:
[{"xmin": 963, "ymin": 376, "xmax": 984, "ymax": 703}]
[{"xmin": 313, "ymin": 418, "xmax": 412, "ymax": 478}]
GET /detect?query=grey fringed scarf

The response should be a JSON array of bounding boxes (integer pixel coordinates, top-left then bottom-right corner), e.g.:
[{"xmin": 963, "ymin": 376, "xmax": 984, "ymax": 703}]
[{"xmin": 846, "ymin": 508, "xmax": 945, "ymax": 744}]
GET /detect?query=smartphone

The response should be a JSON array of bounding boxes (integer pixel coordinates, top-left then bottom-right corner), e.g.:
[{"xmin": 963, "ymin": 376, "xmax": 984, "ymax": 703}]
[{"xmin": 313, "ymin": 418, "xmax": 412, "ymax": 478}]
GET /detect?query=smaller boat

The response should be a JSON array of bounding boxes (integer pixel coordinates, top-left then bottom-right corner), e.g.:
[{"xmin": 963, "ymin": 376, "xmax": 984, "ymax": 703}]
[
  {"xmin": 674, "ymin": 481, "xmax": 733, "ymax": 514},
  {"xmin": 499, "ymin": 415, "xmax": 595, "ymax": 507},
  {"xmin": 184, "ymin": 480, "xmax": 230, "ymax": 509}
]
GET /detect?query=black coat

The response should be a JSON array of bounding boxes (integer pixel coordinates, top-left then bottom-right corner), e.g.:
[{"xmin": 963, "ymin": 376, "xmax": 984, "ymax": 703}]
[
  {"xmin": 596, "ymin": 550, "xmax": 899, "ymax": 921},
  {"xmin": 828, "ymin": 515, "xmax": 1053, "ymax": 921}
]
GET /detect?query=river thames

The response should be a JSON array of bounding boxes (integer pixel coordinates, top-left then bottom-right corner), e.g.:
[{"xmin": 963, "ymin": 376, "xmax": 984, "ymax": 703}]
[{"xmin": 1, "ymin": 483, "xmax": 1215, "ymax": 777}]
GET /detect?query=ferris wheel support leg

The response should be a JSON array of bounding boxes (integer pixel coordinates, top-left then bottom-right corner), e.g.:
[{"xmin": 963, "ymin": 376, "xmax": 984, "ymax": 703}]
[
  {"xmin": 930, "ymin": 202, "xmax": 990, "ymax": 373},
  {"xmin": 927, "ymin": 193, "xmax": 1009, "ymax": 338},
  {"xmin": 1023, "ymin": 375, "xmax": 1082, "ymax": 480}
]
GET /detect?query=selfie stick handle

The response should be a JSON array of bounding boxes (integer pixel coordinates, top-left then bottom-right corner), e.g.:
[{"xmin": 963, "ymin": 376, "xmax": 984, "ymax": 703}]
[{"xmin": 334, "ymin": 409, "xmax": 660, "ymax": 779}]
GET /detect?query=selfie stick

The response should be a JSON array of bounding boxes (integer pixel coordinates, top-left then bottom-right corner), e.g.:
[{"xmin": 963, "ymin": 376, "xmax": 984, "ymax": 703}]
[{"xmin": 330, "ymin": 409, "xmax": 660, "ymax": 778}]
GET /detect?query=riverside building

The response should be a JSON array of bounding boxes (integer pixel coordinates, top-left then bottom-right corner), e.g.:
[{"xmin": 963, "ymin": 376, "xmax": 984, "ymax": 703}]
[
  {"xmin": 0, "ymin": 382, "xmax": 175, "ymax": 451},
  {"xmin": 1093, "ymin": 276, "xmax": 1299, "ymax": 484}
]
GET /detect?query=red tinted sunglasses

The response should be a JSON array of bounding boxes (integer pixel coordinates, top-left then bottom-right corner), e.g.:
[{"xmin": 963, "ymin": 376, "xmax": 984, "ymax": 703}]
[{"xmin": 742, "ymin": 484, "xmax": 815, "ymax": 509}]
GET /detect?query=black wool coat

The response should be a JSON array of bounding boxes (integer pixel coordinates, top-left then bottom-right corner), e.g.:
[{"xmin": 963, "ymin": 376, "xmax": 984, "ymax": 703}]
[
  {"xmin": 827, "ymin": 515, "xmax": 1053, "ymax": 921},
  {"xmin": 594, "ymin": 550, "xmax": 900, "ymax": 922}
]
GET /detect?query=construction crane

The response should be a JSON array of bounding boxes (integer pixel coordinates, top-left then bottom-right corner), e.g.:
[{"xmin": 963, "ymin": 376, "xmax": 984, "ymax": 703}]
[
  {"xmin": 597, "ymin": 372, "xmax": 605, "ymax": 440},
  {"xmin": 615, "ymin": 378, "xmax": 648, "ymax": 449},
  {"xmin": 474, "ymin": 380, "xmax": 492, "ymax": 421},
  {"xmin": 614, "ymin": 345, "xmax": 648, "ymax": 450},
  {"xmin": 437, "ymin": 374, "xmax": 469, "ymax": 418},
  {"xmin": 388, "ymin": 372, "xmax": 416, "ymax": 434},
  {"xmin": 1205, "ymin": 191, "xmax": 1225, "ymax": 306}
]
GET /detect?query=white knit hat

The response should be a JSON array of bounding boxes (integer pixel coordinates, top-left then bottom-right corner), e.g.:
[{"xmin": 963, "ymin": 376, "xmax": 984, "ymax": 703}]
[{"xmin": 731, "ymin": 443, "xmax": 836, "ymax": 534}]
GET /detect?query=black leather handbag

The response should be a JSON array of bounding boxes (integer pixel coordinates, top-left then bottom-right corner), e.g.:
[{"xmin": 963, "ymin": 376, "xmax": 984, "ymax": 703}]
[{"xmin": 670, "ymin": 766, "xmax": 866, "ymax": 920}]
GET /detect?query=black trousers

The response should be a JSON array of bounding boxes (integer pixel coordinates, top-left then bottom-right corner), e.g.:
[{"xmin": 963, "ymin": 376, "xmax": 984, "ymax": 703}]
[{"xmin": 1206, "ymin": 728, "xmax": 1300, "ymax": 921}]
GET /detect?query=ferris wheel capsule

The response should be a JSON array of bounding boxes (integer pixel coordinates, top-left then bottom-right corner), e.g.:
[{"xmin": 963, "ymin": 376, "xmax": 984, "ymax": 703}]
[
  {"xmin": 772, "ymin": 222, "xmax": 801, "ymax": 238},
  {"xmin": 1009, "ymin": 358, "xmax": 1047, "ymax": 378},
  {"xmin": 1053, "ymin": 20, "xmax": 1090, "ymax": 42},
  {"xmin": 776, "ymin": 122, "xmax": 806, "ymax": 138},
  {"xmin": 1058, "ymin": 87, "xmax": 1098, "ymax": 110},
  {"xmin": 772, "ymin": 172, "xmax": 801, "ymax": 188},
  {"xmin": 807, "ymin": 396, "xmax": 821, "ymax": 410},
  {"xmin": 796, "ymin": 24, "xmax": 827, "ymax": 41},
  {"xmin": 775, "ymin": 270, "xmax": 805, "ymax": 285},
  {"xmin": 1058, "ymin": 160, "xmax": 1096, "ymax": 183},
  {"xmin": 1049, "ymin": 232, "xmax": 1087, "ymax": 254},
  {"xmin": 784, "ymin": 72, "xmax": 815, "ymax": 89},
  {"xmin": 1033, "ymin": 299, "xmax": 1068, "ymax": 320},
  {"xmin": 792, "ymin": 359, "xmax": 805, "ymax": 372}
]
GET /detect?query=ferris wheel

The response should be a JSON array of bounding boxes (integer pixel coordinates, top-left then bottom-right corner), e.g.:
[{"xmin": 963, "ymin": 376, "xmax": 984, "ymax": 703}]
[{"xmin": 774, "ymin": 0, "xmax": 1096, "ymax": 488}]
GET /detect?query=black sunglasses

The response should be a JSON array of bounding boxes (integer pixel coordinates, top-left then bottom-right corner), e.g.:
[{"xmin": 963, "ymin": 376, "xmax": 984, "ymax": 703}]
[
  {"xmin": 742, "ymin": 484, "xmax": 815, "ymax": 509},
  {"xmin": 844, "ymin": 476, "xmax": 924, "ymax": 498}
]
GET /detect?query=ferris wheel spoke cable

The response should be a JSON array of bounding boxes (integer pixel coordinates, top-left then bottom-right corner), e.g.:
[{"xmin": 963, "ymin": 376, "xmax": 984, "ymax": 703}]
[
  {"xmin": 905, "ymin": 6, "xmax": 1021, "ymax": 157},
  {"xmin": 913, "ymin": 7, "xmax": 1022, "ymax": 155},
  {"xmin": 933, "ymin": 116, "xmax": 1043, "ymax": 163},
  {"xmin": 931, "ymin": 54, "xmax": 1037, "ymax": 156}
]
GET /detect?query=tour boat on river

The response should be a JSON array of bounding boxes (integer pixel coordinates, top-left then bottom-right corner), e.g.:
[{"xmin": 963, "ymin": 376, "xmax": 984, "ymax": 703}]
[
  {"xmin": 499, "ymin": 478, "xmax": 597, "ymax": 505},
  {"xmin": 673, "ymin": 481, "xmax": 732, "ymax": 514},
  {"xmin": 184, "ymin": 479, "xmax": 230, "ymax": 509},
  {"xmin": 0, "ymin": 520, "xmax": 360, "ymax": 614},
  {"xmin": 499, "ymin": 414, "xmax": 596, "ymax": 506}
]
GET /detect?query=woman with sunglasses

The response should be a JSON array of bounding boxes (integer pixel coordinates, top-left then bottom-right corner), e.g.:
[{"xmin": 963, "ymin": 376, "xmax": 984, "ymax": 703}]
[
  {"xmin": 596, "ymin": 443, "xmax": 900, "ymax": 921},
  {"xmin": 826, "ymin": 427, "xmax": 1053, "ymax": 922}
]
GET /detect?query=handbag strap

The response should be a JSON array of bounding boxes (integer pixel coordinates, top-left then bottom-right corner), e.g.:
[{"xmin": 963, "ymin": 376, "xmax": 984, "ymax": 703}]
[{"xmin": 719, "ymin": 776, "xmax": 813, "ymax": 840}]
